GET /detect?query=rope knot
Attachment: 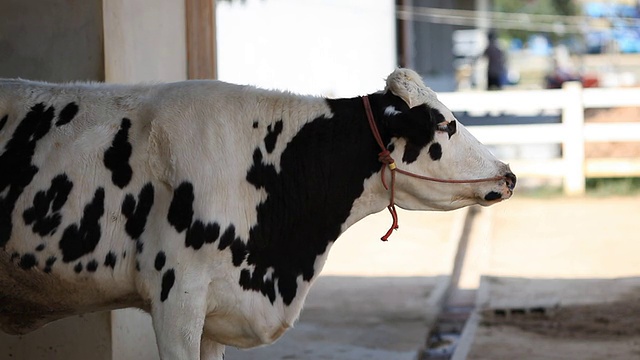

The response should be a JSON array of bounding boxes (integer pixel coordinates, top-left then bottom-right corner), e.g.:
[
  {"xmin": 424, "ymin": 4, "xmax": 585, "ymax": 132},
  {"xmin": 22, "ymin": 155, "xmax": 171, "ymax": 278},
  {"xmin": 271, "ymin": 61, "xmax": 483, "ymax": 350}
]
[{"xmin": 378, "ymin": 150, "xmax": 395, "ymax": 168}]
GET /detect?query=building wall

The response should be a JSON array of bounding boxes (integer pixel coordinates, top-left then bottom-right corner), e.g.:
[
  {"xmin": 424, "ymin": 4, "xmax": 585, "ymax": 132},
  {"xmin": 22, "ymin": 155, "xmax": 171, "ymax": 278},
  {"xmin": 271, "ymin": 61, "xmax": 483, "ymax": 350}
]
[
  {"xmin": 216, "ymin": 0, "xmax": 396, "ymax": 98},
  {"xmin": 0, "ymin": 0, "xmax": 104, "ymax": 82},
  {"xmin": 412, "ymin": 0, "xmax": 456, "ymax": 76},
  {"xmin": 403, "ymin": 0, "xmax": 480, "ymax": 91}
]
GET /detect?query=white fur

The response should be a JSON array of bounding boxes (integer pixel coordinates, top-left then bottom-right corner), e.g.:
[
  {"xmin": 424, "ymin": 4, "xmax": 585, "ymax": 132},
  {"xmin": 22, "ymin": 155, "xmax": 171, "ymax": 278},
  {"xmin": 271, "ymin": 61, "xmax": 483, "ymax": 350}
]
[{"xmin": 384, "ymin": 105, "xmax": 401, "ymax": 116}]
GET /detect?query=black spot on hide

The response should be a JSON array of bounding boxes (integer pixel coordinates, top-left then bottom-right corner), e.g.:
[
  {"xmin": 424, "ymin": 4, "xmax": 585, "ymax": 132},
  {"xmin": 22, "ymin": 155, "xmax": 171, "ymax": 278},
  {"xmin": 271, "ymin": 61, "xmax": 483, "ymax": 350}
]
[
  {"xmin": 86, "ymin": 259, "xmax": 98, "ymax": 272},
  {"xmin": 58, "ymin": 188, "xmax": 105, "ymax": 262},
  {"xmin": 0, "ymin": 103, "xmax": 55, "ymax": 247},
  {"xmin": 264, "ymin": 120, "xmax": 283, "ymax": 153},
  {"xmin": 167, "ymin": 183, "xmax": 194, "ymax": 233},
  {"xmin": 187, "ymin": 221, "xmax": 220, "ymax": 250},
  {"xmin": 35, "ymin": 244, "xmax": 45, "ymax": 252},
  {"xmin": 103, "ymin": 118, "xmax": 133, "ymax": 189},
  {"xmin": 22, "ymin": 174, "xmax": 73, "ymax": 237},
  {"xmin": 104, "ymin": 251, "xmax": 117, "ymax": 269},
  {"xmin": 252, "ymin": 121, "xmax": 259, "ymax": 129},
  {"xmin": 19, "ymin": 253, "xmax": 37, "ymax": 270},
  {"xmin": 55, "ymin": 102, "xmax": 79, "ymax": 126},
  {"xmin": 0, "ymin": 115, "xmax": 7, "ymax": 132},
  {"xmin": 167, "ymin": 182, "xmax": 221, "ymax": 250},
  {"xmin": 230, "ymin": 239, "xmax": 247, "ymax": 267},
  {"xmin": 428, "ymin": 143, "xmax": 442, "ymax": 161},
  {"xmin": 240, "ymin": 268, "xmax": 276, "ymax": 304},
  {"xmin": 402, "ymin": 142, "xmax": 421, "ymax": 164},
  {"xmin": 44, "ymin": 256, "xmax": 56, "ymax": 273},
  {"xmin": 74, "ymin": 262, "xmax": 83, "ymax": 273},
  {"xmin": 160, "ymin": 269, "xmax": 175, "ymax": 302},
  {"xmin": 136, "ymin": 240, "xmax": 144, "ymax": 254},
  {"xmin": 122, "ymin": 183, "xmax": 154, "ymax": 240},
  {"xmin": 154, "ymin": 251, "xmax": 166, "ymax": 271},
  {"xmin": 218, "ymin": 225, "xmax": 236, "ymax": 251}
]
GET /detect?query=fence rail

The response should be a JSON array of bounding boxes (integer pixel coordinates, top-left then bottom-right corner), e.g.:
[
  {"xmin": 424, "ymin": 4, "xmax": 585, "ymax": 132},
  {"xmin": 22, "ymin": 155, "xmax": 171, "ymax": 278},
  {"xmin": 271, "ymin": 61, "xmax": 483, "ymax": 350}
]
[{"xmin": 438, "ymin": 83, "xmax": 640, "ymax": 195}]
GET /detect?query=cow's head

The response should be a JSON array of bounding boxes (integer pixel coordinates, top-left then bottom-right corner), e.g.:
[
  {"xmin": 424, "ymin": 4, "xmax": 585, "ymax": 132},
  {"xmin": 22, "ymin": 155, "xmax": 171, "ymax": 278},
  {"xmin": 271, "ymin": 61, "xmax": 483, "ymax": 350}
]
[{"xmin": 376, "ymin": 68, "xmax": 515, "ymax": 211}]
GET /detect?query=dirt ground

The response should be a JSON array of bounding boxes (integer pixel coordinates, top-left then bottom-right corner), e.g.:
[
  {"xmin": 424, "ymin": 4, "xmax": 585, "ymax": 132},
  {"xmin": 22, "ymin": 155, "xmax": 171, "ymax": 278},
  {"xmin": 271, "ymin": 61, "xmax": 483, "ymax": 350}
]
[
  {"xmin": 468, "ymin": 325, "xmax": 640, "ymax": 360},
  {"xmin": 481, "ymin": 299, "xmax": 640, "ymax": 340},
  {"xmin": 463, "ymin": 195, "xmax": 640, "ymax": 359},
  {"xmin": 584, "ymin": 106, "xmax": 640, "ymax": 158}
]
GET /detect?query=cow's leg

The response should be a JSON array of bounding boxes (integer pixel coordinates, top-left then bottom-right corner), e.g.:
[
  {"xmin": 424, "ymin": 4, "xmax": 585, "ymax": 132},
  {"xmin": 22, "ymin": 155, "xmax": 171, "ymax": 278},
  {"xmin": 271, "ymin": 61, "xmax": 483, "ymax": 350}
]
[
  {"xmin": 201, "ymin": 335, "xmax": 225, "ymax": 360},
  {"xmin": 150, "ymin": 278, "xmax": 209, "ymax": 360}
]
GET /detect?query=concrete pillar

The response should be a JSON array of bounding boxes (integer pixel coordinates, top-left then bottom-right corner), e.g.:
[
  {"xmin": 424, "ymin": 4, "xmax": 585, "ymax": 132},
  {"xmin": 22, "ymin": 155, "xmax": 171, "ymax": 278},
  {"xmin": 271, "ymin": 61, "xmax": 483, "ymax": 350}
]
[
  {"xmin": 1, "ymin": 1, "xmax": 188, "ymax": 359},
  {"xmin": 103, "ymin": 0, "xmax": 188, "ymax": 83}
]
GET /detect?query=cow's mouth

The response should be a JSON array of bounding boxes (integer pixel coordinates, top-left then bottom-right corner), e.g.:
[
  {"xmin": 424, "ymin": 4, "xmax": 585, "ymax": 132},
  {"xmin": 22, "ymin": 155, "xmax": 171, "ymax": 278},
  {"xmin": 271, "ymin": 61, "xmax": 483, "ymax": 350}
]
[
  {"xmin": 480, "ymin": 187, "xmax": 513, "ymax": 205},
  {"xmin": 482, "ymin": 172, "xmax": 516, "ymax": 203}
]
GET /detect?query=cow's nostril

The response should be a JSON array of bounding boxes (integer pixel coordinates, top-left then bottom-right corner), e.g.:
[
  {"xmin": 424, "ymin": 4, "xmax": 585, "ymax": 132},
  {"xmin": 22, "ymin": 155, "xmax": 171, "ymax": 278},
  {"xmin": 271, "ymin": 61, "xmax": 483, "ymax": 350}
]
[
  {"xmin": 484, "ymin": 191, "xmax": 502, "ymax": 201},
  {"xmin": 505, "ymin": 172, "xmax": 517, "ymax": 190}
]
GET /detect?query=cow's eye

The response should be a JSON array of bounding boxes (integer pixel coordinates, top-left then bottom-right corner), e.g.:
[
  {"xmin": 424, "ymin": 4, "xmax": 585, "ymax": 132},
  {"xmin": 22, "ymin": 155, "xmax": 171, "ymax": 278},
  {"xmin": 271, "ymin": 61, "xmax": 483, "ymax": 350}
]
[{"xmin": 436, "ymin": 120, "xmax": 457, "ymax": 139}]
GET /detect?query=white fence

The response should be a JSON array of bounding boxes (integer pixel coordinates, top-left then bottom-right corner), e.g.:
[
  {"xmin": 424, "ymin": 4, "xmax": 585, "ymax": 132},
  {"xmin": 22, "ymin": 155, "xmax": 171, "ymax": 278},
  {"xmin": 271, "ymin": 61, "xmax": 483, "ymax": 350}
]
[{"xmin": 439, "ymin": 83, "xmax": 640, "ymax": 195}]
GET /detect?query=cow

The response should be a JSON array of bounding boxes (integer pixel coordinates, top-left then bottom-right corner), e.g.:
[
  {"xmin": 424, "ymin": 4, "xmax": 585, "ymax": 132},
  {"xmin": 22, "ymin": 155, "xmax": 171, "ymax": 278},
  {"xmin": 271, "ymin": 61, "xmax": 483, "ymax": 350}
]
[{"xmin": 0, "ymin": 68, "xmax": 515, "ymax": 359}]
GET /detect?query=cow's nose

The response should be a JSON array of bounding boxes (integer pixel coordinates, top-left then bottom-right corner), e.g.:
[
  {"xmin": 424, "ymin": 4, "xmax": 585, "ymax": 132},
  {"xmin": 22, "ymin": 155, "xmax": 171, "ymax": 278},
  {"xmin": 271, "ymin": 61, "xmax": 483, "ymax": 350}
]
[{"xmin": 505, "ymin": 172, "xmax": 517, "ymax": 191}]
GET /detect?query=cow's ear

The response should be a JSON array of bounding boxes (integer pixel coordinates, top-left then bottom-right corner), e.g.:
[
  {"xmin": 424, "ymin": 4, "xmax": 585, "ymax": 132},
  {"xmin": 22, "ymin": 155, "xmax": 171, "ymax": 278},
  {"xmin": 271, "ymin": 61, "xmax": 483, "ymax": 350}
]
[{"xmin": 385, "ymin": 68, "xmax": 431, "ymax": 109}]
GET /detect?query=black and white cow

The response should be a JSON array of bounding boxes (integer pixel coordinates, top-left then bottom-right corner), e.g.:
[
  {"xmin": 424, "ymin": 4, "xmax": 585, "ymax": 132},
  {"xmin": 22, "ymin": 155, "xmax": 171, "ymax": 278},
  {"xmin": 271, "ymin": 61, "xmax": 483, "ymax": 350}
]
[{"xmin": 0, "ymin": 68, "xmax": 514, "ymax": 359}]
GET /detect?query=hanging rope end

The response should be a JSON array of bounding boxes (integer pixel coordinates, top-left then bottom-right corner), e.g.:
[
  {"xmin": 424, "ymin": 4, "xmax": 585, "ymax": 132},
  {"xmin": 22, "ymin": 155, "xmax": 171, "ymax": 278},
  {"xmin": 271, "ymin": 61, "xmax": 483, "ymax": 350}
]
[{"xmin": 380, "ymin": 204, "xmax": 400, "ymax": 241}]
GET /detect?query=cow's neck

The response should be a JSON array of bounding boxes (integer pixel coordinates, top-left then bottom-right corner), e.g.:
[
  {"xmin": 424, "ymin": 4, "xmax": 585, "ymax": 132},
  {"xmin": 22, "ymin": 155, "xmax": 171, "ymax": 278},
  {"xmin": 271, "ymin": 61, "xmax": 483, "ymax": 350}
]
[{"xmin": 241, "ymin": 93, "xmax": 391, "ymax": 306}]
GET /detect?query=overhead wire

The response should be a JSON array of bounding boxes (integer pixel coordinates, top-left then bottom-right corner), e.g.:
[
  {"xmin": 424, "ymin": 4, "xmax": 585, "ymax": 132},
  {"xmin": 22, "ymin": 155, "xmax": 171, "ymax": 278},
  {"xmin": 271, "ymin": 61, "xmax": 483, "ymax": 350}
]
[{"xmin": 396, "ymin": 5, "xmax": 640, "ymax": 34}]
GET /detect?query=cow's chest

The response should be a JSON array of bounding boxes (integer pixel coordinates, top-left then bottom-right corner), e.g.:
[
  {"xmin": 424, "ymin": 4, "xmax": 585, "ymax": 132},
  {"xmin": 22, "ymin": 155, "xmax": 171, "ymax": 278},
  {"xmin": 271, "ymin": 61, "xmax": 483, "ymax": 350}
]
[{"xmin": 200, "ymin": 273, "xmax": 317, "ymax": 348}]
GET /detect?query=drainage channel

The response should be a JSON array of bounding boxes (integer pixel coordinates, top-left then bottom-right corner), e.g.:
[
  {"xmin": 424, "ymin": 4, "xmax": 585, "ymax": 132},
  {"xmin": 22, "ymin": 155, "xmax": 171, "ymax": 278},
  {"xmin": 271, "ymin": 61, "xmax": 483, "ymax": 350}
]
[
  {"xmin": 422, "ymin": 290, "xmax": 476, "ymax": 359},
  {"xmin": 420, "ymin": 206, "xmax": 482, "ymax": 360}
]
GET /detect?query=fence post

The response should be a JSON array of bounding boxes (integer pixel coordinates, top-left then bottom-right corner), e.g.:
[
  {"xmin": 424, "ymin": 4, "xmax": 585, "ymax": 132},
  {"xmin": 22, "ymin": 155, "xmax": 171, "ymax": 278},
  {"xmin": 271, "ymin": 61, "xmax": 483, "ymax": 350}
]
[{"xmin": 562, "ymin": 82, "xmax": 585, "ymax": 195}]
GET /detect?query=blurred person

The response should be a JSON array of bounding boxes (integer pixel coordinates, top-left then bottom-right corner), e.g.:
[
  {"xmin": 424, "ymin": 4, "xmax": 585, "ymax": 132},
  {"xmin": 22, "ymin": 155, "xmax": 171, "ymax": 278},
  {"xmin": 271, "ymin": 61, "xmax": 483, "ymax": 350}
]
[
  {"xmin": 545, "ymin": 58, "xmax": 581, "ymax": 89},
  {"xmin": 483, "ymin": 30, "xmax": 506, "ymax": 90},
  {"xmin": 545, "ymin": 45, "xmax": 582, "ymax": 89}
]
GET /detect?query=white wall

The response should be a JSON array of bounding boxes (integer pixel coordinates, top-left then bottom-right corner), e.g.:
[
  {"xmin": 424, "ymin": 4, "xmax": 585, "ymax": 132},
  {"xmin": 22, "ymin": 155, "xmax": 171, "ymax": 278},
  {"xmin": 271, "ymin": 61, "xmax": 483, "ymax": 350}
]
[
  {"xmin": 103, "ymin": 0, "xmax": 187, "ymax": 83},
  {"xmin": 216, "ymin": 0, "xmax": 396, "ymax": 97}
]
